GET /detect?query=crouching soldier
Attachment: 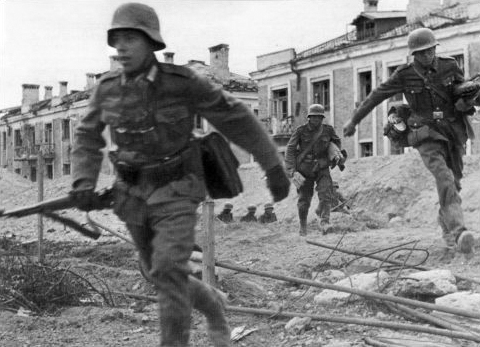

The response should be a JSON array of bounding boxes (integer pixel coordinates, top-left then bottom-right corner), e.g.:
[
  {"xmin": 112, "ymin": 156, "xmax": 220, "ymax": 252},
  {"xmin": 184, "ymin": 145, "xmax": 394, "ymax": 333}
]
[{"xmin": 259, "ymin": 203, "xmax": 277, "ymax": 224}]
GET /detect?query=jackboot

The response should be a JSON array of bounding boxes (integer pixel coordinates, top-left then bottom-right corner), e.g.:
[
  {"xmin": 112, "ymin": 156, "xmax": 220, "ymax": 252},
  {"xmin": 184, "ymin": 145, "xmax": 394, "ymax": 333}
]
[
  {"xmin": 457, "ymin": 230, "xmax": 475, "ymax": 256},
  {"xmin": 298, "ymin": 209, "xmax": 308, "ymax": 236},
  {"xmin": 189, "ymin": 277, "xmax": 230, "ymax": 347}
]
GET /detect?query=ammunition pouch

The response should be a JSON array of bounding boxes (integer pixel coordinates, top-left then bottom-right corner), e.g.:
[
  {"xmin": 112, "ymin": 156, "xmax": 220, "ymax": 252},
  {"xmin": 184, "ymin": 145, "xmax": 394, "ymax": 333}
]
[
  {"xmin": 407, "ymin": 124, "xmax": 430, "ymax": 147},
  {"xmin": 196, "ymin": 131, "xmax": 243, "ymax": 199}
]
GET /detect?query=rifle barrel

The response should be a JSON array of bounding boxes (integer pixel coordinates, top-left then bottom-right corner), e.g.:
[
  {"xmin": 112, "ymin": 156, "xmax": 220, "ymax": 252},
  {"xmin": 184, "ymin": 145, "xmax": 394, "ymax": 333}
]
[{"xmin": 0, "ymin": 196, "xmax": 74, "ymax": 218}]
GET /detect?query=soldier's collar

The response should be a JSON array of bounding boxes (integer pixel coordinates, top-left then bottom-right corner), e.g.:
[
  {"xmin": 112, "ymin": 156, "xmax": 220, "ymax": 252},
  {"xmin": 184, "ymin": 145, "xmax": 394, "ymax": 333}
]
[
  {"xmin": 413, "ymin": 57, "xmax": 438, "ymax": 74},
  {"xmin": 120, "ymin": 64, "xmax": 158, "ymax": 85}
]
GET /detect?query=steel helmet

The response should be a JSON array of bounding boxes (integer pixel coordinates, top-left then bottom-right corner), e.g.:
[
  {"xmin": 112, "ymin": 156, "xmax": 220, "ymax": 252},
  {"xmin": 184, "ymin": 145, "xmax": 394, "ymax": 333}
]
[
  {"xmin": 407, "ymin": 28, "xmax": 438, "ymax": 55},
  {"xmin": 264, "ymin": 203, "xmax": 274, "ymax": 210},
  {"xmin": 224, "ymin": 203, "xmax": 233, "ymax": 210},
  {"xmin": 307, "ymin": 104, "xmax": 325, "ymax": 117},
  {"xmin": 247, "ymin": 205, "xmax": 257, "ymax": 211},
  {"xmin": 108, "ymin": 3, "xmax": 166, "ymax": 51}
]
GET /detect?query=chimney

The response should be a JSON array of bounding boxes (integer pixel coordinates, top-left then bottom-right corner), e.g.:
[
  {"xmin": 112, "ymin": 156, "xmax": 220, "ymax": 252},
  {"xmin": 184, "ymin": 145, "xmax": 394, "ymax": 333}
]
[
  {"xmin": 363, "ymin": 0, "xmax": 378, "ymax": 12},
  {"xmin": 21, "ymin": 84, "xmax": 40, "ymax": 113},
  {"xmin": 109, "ymin": 55, "xmax": 122, "ymax": 71},
  {"xmin": 59, "ymin": 81, "xmax": 68, "ymax": 97},
  {"xmin": 209, "ymin": 44, "xmax": 230, "ymax": 82},
  {"xmin": 163, "ymin": 52, "xmax": 174, "ymax": 64},
  {"xmin": 86, "ymin": 73, "xmax": 96, "ymax": 90},
  {"xmin": 44, "ymin": 85, "xmax": 53, "ymax": 100}
]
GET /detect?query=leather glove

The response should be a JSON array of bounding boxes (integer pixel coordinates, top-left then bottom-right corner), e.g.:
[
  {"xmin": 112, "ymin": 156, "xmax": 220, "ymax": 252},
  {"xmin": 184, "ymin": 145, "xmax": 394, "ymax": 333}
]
[
  {"xmin": 266, "ymin": 164, "xmax": 291, "ymax": 202},
  {"xmin": 343, "ymin": 120, "xmax": 357, "ymax": 137},
  {"xmin": 70, "ymin": 180, "xmax": 96, "ymax": 211}
]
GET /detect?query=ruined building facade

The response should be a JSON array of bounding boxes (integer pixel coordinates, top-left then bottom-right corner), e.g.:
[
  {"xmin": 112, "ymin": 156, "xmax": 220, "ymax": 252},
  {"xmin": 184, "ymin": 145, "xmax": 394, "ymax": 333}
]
[
  {"xmin": 251, "ymin": 0, "xmax": 480, "ymax": 158},
  {"xmin": 0, "ymin": 44, "xmax": 259, "ymax": 181}
]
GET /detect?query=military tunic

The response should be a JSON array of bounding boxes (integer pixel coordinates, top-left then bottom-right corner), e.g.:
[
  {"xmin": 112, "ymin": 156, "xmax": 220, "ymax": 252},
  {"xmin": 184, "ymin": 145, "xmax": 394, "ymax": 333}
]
[
  {"xmin": 240, "ymin": 212, "xmax": 257, "ymax": 223},
  {"xmin": 351, "ymin": 56, "xmax": 468, "ymax": 246},
  {"xmin": 285, "ymin": 122, "xmax": 341, "ymax": 224},
  {"xmin": 71, "ymin": 59, "xmax": 282, "ymax": 345},
  {"xmin": 259, "ymin": 212, "xmax": 277, "ymax": 224}
]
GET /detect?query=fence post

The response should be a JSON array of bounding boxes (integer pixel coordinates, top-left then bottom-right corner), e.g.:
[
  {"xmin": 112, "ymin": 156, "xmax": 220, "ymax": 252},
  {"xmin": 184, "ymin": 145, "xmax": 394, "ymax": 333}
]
[
  {"xmin": 37, "ymin": 148, "xmax": 44, "ymax": 263},
  {"xmin": 202, "ymin": 198, "xmax": 216, "ymax": 286}
]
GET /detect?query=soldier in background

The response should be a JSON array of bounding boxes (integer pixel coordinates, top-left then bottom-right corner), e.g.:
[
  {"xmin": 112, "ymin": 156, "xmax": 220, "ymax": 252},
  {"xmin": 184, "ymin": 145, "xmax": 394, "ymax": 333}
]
[
  {"xmin": 259, "ymin": 203, "xmax": 277, "ymax": 224},
  {"xmin": 217, "ymin": 203, "xmax": 234, "ymax": 223},
  {"xmin": 240, "ymin": 205, "xmax": 257, "ymax": 222},
  {"xmin": 69, "ymin": 3, "xmax": 290, "ymax": 346},
  {"xmin": 343, "ymin": 28, "xmax": 475, "ymax": 262},
  {"xmin": 285, "ymin": 104, "xmax": 342, "ymax": 236}
]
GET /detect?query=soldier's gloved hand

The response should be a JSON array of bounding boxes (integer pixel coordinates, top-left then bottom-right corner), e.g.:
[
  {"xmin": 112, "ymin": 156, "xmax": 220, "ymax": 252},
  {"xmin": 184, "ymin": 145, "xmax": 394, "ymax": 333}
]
[
  {"xmin": 266, "ymin": 165, "xmax": 290, "ymax": 202},
  {"xmin": 343, "ymin": 120, "xmax": 356, "ymax": 137},
  {"xmin": 69, "ymin": 180, "xmax": 96, "ymax": 211}
]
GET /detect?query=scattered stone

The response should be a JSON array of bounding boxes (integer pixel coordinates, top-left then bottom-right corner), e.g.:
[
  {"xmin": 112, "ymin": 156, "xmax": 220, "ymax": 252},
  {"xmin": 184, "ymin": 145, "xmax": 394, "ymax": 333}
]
[
  {"xmin": 388, "ymin": 216, "xmax": 403, "ymax": 225},
  {"xmin": 395, "ymin": 269, "xmax": 457, "ymax": 297},
  {"xmin": 435, "ymin": 291, "xmax": 480, "ymax": 312},
  {"xmin": 314, "ymin": 271, "xmax": 390, "ymax": 304},
  {"xmin": 285, "ymin": 316, "xmax": 311, "ymax": 334}
]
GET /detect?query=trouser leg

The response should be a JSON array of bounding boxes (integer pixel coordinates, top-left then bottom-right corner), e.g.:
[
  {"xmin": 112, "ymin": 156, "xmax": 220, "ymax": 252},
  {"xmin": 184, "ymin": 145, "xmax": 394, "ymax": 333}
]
[
  {"xmin": 297, "ymin": 178, "xmax": 314, "ymax": 235},
  {"xmin": 130, "ymin": 200, "xmax": 198, "ymax": 347},
  {"xmin": 417, "ymin": 141, "xmax": 466, "ymax": 245},
  {"xmin": 189, "ymin": 276, "xmax": 230, "ymax": 347},
  {"xmin": 315, "ymin": 170, "xmax": 333, "ymax": 224}
]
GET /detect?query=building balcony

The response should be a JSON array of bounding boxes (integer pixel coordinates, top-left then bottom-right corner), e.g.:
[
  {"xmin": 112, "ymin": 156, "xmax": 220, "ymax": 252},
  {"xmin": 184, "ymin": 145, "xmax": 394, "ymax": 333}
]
[{"xmin": 13, "ymin": 143, "xmax": 55, "ymax": 161}]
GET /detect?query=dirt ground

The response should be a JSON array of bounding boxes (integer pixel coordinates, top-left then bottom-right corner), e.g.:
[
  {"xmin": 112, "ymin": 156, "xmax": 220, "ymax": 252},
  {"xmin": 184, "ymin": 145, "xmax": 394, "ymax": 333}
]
[{"xmin": 1, "ymin": 151, "xmax": 480, "ymax": 347}]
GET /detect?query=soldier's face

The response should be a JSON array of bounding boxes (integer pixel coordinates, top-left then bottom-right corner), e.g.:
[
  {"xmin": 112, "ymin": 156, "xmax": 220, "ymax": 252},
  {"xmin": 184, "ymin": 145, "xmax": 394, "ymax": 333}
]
[
  {"xmin": 110, "ymin": 29, "xmax": 154, "ymax": 74},
  {"xmin": 308, "ymin": 115, "xmax": 324, "ymax": 127},
  {"xmin": 414, "ymin": 47, "xmax": 436, "ymax": 67}
]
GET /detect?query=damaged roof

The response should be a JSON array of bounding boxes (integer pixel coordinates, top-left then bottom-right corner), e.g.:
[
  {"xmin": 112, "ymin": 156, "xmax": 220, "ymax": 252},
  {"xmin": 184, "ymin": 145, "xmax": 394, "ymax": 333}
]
[{"xmin": 351, "ymin": 10, "xmax": 406, "ymax": 24}]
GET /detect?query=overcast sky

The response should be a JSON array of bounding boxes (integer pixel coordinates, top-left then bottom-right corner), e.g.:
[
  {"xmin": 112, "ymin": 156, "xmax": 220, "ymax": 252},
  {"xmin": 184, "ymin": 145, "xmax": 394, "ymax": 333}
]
[{"xmin": 0, "ymin": 0, "xmax": 408, "ymax": 109}]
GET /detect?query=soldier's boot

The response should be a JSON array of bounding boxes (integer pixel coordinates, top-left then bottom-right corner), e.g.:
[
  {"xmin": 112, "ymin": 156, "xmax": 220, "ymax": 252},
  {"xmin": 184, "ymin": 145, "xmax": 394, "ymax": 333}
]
[
  {"xmin": 298, "ymin": 209, "xmax": 308, "ymax": 236},
  {"xmin": 439, "ymin": 246, "xmax": 456, "ymax": 263},
  {"xmin": 457, "ymin": 230, "xmax": 475, "ymax": 256},
  {"xmin": 317, "ymin": 219, "xmax": 332, "ymax": 235},
  {"xmin": 189, "ymin": 277, "xmax": 230, "ymax": 347}
]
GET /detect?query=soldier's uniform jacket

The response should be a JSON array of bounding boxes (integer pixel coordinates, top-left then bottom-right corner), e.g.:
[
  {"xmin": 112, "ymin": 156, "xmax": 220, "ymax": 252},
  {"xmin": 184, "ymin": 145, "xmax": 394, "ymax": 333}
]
[
  {"xmin": 240, "ymin": 213, "xmax": 257, "ymax": 223},
  {"xmin": 284, "ymin": 123, "xmax": 341, "ymax": 177},
  {"xmin": 259, "ymin": 212, "xmax": 277, "ymax": 224},
  {"xmin": 217, "ymin": 211, "xmax": 233, "ymax": 223},
  {"xmin": 352, "ymin": 56, "xmax": 468, "ymax": 146},
  {"xmin": 72, "ymin": 60, "xmax": 282, "ymax": 211}
]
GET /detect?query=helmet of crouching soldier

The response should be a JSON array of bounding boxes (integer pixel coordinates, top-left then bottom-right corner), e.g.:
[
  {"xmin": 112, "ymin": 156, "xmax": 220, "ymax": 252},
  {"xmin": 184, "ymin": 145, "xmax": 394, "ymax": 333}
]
[
  {"xmin": 407, "ymin": 28, "xmax": 438, "ymax": 55},
  {"xmin": 108, "ymin": 3, "xmax": 166, "ymax": 51},
  {"xmin": 247, "ymin": 205, "xmax": 257, "ymax": 212},
  {"xmin": 307, "ymin": 104, "xmax": 325, "ymax": 118}
]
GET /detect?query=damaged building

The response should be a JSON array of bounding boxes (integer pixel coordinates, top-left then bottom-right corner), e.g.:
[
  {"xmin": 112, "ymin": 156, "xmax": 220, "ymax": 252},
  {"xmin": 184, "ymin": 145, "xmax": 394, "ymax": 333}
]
[
  {"xmin": 251, "ymin": 0, "xmax": 480, "ymax": 158},
  {"xmin": 0, "ymin": 44, "xmax": 258, "ymax": 181}
]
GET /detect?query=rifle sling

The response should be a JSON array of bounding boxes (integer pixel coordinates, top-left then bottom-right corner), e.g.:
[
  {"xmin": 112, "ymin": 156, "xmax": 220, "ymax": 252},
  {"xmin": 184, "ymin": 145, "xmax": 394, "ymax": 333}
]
[
  {"xmin": 412, "ymin": 64, "xmax": 449, "ymax": 102},
  {"xmin": 296, "ymin": 124, "xmax": 324, "ymax": 167}
]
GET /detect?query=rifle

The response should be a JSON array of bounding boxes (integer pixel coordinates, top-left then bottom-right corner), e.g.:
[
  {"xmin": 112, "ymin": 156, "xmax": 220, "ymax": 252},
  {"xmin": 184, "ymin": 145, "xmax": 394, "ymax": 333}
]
[{"xmin": 0, "ymin": 187, "xmax": 114, "ymax": 240}]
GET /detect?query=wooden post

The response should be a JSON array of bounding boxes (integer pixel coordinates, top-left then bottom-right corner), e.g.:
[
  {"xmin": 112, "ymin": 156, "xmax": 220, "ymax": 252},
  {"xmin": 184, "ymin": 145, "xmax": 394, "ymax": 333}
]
[
  {"xmin": 202, "ymin": 198, "xmax": 216, "ymax": 286},
  {"xmin": 37, "ymin": 148, "xmax": 44, "ymax": 263}
]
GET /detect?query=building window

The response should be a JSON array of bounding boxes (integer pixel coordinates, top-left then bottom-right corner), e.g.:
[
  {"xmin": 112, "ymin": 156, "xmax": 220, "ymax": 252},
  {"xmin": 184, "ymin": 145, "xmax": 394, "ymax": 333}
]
[
  {"xmin": 2, "ymin": 131, "xmax": 6, "ymax": 150},
  {"xmin": 312, "ymin": 80, "xmax": 330, "ymax": 111},
  {"xmin": 360, "ymin": 142, "xmax": 373, "ymax": 157},
  {"xmin": 46, "ymin": 164, "xmax": 53, "ymax": 179},
  {"xmin": 62, "ymin": 119, "xmax": 70, "ymax": 140},
  {"xmin": 359, "ymin": 71, "xmax": 372, "ymax": 102},
  {"xmin": 388, "ymin": 66, "xmax": 403, "ymax": 102},
  {"xmin": 271, "ymin": 88, "xmax": 288, "ymax": 120},
  {"xmin": 194, "ymin": 115, "xmax": 204, "ymax": 132},
  {"xmin": 14, "ymin": 168, "xmax": 21, "ymax": 175},
  {"xmin": 45, "ymin": 123, "xmax": 53, "ymax": 143},
  {"xmin": 452, "ymin": 54, "xmax": 465, "ymax": 73},
  {"xmin": 63, "ymin": 164, "xmax": 71, "ymax": 175},
  {"xmin": 253, "ymin": 109, "xmax": 259, "ymax": 117},
  {"xmin": 14, "ymin": 129, "xmax": 22, "ymax": 147},
  {"xmin": 31, "ymin": 167, "xmax": 37, "ymax": 182}
]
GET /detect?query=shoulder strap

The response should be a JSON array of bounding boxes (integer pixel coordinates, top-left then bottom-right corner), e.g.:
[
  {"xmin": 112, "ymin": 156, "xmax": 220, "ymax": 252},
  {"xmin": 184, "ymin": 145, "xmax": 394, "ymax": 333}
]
[
  {"xmin": 297, "ymin": 124, "xmax": 324, "ymax": 165},
  {"xmin": 411, "ymin": 64, "xmax": 449, "ymax": 102}
]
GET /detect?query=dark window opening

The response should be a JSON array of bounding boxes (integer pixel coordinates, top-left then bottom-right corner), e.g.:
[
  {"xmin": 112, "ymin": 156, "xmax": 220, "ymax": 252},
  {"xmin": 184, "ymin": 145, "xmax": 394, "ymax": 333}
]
[
  {"xmin": 45, "ymin": 123, "xmax": 53, "ymax": 143},
  {"xmin": 360, "ymin": 142, "xmax": 373, "ymax": 157},
  {"xmin": 14, "ymin": 168, "xmax": 21, "ymax": 175},
  {"xmin": 312, "ymin": 80, "xmax": 330, "ymax": 111},
  {"xmin": 14, "ymin": 129, "xmax": 22, "ymax": 147},
  {"xmin": 31, "ymin": 167, "xmax": 37, "ymax": 182},
  {"xmin": 2, "ymin": 132, "xmax": 6, "ymax": 150},
  {"xmin": 359, "ymin": 71, "xmax": 372, "ymax": 102},
  {"xmin": 194, "ymin": 115, "xmax": 203, "ymax": 131},
  {"xmin": 46, "ymin": 164, "xmax": 53, "ymax": 179},
  {"xmin": 271, "ymin": 88, "xmax": 288, "ymax": 120},
  {"xmin": 63, "ymin": 164, "xmax": 71, "ymax": 175},
  {"xmin": 62, "ymin": 119, "xmax": 70, "ymax": 140}
]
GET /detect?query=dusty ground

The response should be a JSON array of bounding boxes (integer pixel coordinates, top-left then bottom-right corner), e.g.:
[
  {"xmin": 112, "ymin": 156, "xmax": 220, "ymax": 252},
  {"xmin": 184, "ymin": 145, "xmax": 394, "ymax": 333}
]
[{"xmin": 1, "ymin": 151, "xmax": 480, "ymax": 346}]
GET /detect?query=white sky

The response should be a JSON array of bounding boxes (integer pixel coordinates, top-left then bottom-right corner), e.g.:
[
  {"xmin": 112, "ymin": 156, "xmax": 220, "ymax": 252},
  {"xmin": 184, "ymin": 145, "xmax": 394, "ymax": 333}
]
[{"xmin": 0, "ymin": 0, "xmax": 408, "ymax": 109}]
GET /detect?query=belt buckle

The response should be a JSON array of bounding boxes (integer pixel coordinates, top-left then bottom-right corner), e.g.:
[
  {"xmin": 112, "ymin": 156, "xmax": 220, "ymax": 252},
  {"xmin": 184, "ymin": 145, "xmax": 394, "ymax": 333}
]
[{"xmin": 433, "ymin": 110, "xmax": 443, "ymax": 120}]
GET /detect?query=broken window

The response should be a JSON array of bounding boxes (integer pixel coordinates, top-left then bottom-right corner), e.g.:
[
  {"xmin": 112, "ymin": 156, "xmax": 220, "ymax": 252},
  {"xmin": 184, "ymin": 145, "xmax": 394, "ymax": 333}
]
[
  {"xmin": 360, "ymin": 142, "xmax": 373, "ymax": 157},
  {"xmin": 359, "ymin": 71, "xmax": 372, "ymax": 102},
  {"xmin": 271, "ymin": 88, "xmax": 288, "ymax": 120},
  {"xmin": 312, "ymin": 80, "xmax": 330, "ymax": 111}
]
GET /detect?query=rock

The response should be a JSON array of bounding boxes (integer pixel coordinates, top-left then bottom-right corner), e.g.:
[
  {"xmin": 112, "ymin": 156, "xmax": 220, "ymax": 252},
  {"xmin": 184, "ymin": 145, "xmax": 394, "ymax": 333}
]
[
  {"xmin": 388, "ymin": 216, "xmax": 403, "ymax": 225},
  {"xmin": 395, "ymin": 269, "xmax": 457, "ymax": 297},
  {"xmin": 314, "ymin": 271, "xmax": 390, "ymax": 304},
  {"xmin": 285, "ymin": 316, "xmax": 311, "ymax": 333},
  {"xmin": 312, "ymin": 269, "xmax": 346, "ymax": 283},
  {"xmin": 435, "ymin": 291, "xmax": 480, "ymax": 312}
]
